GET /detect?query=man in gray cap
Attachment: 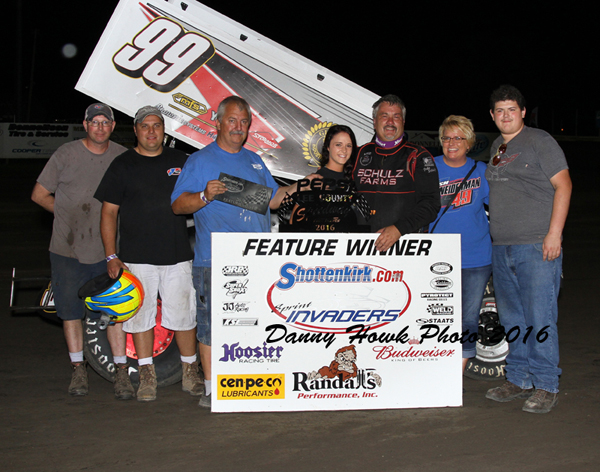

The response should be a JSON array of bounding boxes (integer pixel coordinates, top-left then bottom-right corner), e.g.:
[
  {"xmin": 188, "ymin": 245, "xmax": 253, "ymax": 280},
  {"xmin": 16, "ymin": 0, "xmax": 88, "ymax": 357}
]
[
  {"xmin": 95, "ymin": 105, "xmax": 203, "ymax": 402},
  {"xmin": 32, "ymin": 103, "xmax": 134, "ymax": 399}
]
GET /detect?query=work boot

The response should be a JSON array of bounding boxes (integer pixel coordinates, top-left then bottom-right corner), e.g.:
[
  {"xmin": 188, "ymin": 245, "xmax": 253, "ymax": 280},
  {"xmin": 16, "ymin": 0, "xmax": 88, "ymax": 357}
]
[
  {"xmin": 522, "ymin": 389, "xmax": 558, "ymax": 414},
  {"xmin": 198, "ymin": 392, "xmax": 212, "ymax": 409},
  {"xmin": 486, "ymin": 381, "xmax": 533, "ymax": 402},
  {"xmin": 114, "ymin": 363, "xmax": 135, "ymax": 400},
  {"xmin": 137, "ymin": 364, "xmax": 157, "ymax": 402},
  {"xmin": 181, "ymin": 361, "xmax": 204, "ymax": 396},
  {"xmin": 68, "ymin": 361, "xmax": 88, "ymax": 396}
]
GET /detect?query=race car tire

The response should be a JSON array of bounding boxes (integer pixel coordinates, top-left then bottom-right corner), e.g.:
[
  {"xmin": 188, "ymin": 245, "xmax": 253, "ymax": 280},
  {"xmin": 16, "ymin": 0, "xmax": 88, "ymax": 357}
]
[
  {"xmin": 36, "ymin": 306, "xmax": 61, "ymax": 325},
  {"xmin": 83, "ymin": 299, "xmax": 182, "ymax": 387},
  {"xmin": 463, "ymin": 278, "xmax": 509, "ymax": 381},
  {"xmin": 35, "ymin": 282, "xmax": 61, "ymax": 325},
  {"xmin": 464, "ymin": 357, "xmax": 506, "ymax": 381}
]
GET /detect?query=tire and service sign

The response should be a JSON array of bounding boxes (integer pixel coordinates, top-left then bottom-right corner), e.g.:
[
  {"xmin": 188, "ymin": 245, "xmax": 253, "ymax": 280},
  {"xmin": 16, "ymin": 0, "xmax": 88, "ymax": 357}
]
[
  {"xmin": 0, "ymin": 123, "xmax": 87, "ymax": 159},
  {"xmin": 76, "ymin": 0, "xmax": 378, "ymax": 179},
  {"xmin": 212, "ymin": 233, "xmax": 462, "ymax": 412}
]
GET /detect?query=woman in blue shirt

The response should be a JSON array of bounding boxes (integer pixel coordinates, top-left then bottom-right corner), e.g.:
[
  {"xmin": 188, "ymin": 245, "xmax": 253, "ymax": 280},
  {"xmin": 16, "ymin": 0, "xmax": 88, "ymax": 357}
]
[{"xmin": 429, "ymin": 115, "xmax": 492, "ymax": 372}]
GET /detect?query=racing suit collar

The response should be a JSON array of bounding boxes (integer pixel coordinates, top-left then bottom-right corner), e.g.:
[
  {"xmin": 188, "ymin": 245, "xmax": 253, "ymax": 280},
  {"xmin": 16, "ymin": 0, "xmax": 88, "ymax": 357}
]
[{"xmin": 375, "ymin": 133, "xmax": 406, "ymax": 149}]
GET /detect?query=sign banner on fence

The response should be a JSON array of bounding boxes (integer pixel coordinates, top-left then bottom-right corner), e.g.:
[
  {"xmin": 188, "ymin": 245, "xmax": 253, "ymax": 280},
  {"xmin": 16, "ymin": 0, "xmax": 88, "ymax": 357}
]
[
  {"xmin": 0, "ymin": 123, "xmax": 86, "ymax": 158},
  {"xmin": 211, "ymin": 233, "xmax": 462, "ymax": 412}
]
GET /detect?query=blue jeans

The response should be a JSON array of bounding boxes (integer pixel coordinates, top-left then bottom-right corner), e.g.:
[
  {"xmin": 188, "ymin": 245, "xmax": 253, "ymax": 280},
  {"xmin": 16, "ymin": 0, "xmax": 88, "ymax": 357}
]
[
  {"xmin": 50, "ymin": 252, "xmax": 106, "ymax": 321},
  {"xmin": 193, "ymin": 266, "xmax": 211, "ymax": 345},
  {"xmin": 462, "ymin": 265, "xmax": 492, "ymax": 358},
  {"xmin": 492, "ymin": 244, "xmax": 562, "ymax": 393}
]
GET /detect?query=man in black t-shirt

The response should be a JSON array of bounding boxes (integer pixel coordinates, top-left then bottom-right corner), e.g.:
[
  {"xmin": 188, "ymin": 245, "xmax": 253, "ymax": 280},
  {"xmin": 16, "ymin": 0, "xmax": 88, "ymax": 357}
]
[{"xmin": 95, "ymin": 106, "xmax": 203, "ymax": 402}]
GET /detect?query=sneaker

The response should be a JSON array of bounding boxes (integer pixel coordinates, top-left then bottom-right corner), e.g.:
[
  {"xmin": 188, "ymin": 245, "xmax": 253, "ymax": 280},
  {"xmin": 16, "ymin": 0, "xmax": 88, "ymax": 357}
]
[
  {"xmin": 68, "ymin": 361, "xmax": 88, "ymax": 396},
  {"xmin": 181, "ymin": 361, "xmax": 204, "ymax": 396},
  {"xmin": 137, "ymin": 364, "xmax": 157, "ymax": 402},
  {"xmin": 114, "ymin": 363, "xmax": 135, "ymax": 400},
  {"xmin": 198, "ymin": 392, "xmax": 211, "ymax": 408},
  {"xmin": 522, "ymin": 389, "xmax": 558, "ymax": 414},
  {"xmin": 486, "ymin": 381, "xmax": 533, "ymax": 402}
]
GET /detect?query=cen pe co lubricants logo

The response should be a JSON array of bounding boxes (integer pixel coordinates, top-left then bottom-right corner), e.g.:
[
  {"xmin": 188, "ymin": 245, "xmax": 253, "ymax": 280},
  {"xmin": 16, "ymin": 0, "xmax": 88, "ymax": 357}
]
[{"xmin": 217, "ymin": 373, "xmax": 285, "ymax": 400}]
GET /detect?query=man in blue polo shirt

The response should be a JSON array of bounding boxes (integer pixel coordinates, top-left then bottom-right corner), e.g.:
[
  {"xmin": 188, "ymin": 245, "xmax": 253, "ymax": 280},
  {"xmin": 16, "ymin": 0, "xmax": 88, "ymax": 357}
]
[{"xmin": 172, "ymin": 96, "xmax": 312, "ymax": 408}]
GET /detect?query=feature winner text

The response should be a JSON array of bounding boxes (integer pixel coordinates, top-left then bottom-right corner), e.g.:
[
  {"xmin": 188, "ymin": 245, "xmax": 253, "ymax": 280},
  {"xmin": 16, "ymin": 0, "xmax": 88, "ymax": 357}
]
[{"xmin": 243, "ymin": 237, "xmax": 432, "ymax": 257}]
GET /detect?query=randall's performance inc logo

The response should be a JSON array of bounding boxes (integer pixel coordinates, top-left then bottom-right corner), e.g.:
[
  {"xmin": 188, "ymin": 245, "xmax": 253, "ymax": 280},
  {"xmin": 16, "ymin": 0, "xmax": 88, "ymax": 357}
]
[
  {"xmin": 266, "ymin": 261, "xmax": 411, "ymax": 333},
  {"xmin": 295, "ymin": 345, "xmax": 382, "ymax": 399}
]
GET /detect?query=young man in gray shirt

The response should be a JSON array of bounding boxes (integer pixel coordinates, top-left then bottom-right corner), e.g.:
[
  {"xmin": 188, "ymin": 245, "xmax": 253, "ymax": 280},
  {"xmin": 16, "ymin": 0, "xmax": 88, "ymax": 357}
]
[{"xmin": 485, "ymin": 85, "xmax": 572, "ymax": 413}]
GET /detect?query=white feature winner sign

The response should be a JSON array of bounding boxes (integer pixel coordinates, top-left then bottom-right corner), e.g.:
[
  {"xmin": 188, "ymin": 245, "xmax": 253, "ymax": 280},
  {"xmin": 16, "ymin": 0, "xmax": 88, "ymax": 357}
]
[{"xmin": 212, "ymin": 233, "xmax": 462, "ymax": 412}]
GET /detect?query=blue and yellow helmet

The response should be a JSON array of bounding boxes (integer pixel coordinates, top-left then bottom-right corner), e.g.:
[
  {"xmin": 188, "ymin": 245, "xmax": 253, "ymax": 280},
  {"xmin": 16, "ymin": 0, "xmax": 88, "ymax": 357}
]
[{"xmin": 78, "ymin": 269, "xmax": 144, "ymax": 323}]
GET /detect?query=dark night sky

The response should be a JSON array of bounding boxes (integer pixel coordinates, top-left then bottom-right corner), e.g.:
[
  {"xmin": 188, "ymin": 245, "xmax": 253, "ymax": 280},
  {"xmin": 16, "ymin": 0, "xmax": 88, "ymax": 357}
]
[{"xmin": 5, "ymin": 0, "xmax": 598, "ymax": 136}]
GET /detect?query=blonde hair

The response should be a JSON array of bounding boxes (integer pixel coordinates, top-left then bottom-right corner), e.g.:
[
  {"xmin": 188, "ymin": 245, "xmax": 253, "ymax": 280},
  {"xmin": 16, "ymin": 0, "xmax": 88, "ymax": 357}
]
[{"xmin": 438, "ymin": 115, "xmax": 476, "ymax": 149}]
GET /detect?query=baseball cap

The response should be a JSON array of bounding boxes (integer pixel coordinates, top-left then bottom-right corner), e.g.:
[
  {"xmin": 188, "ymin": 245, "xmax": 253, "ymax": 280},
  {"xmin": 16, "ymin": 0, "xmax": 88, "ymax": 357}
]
[
  {"xmin": 85, "ymin": 103, "xmax": 115, "ymax": 122},
  {"xmin": 134, "ymin": 106, "xmax": 164, "ymax": 124}
]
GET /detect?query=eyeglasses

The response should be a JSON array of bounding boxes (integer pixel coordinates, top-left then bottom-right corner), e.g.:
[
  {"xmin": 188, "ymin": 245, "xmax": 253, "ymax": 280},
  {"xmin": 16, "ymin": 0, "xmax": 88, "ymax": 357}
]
[
  {"xmin": 87, "ymin": 120, "xmax": 112, "ymax": 127},
  {"xmin": 491, "ymin": 143, "xmax": 507, "ymax": 166},
  {"xmin": 440, "ymin": 136, "xmax": 467, "ymax": 143}
]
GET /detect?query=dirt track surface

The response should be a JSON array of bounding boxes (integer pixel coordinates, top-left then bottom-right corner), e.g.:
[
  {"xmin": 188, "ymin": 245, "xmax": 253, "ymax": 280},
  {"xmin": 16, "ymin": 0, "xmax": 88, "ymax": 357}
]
[{"xmin": 1, "ymin": 144, "xmax": 599, "ymax": 472}]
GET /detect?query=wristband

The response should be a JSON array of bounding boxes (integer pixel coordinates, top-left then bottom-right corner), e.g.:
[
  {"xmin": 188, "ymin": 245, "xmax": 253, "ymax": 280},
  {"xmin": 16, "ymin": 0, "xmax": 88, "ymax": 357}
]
[
  {"xmin": 200, "ymin": 191, "xmax": 210, "ymax": 204},
  {"xmin": 106, "ymin": 254, "xmax": 119, "ymax": 262}
]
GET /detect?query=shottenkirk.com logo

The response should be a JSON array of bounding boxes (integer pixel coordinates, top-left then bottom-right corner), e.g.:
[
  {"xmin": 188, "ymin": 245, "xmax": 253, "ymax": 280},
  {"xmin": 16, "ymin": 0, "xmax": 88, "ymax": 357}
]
[{"xmin": 266, "ymin": 262, "xmax": 412, "ymax": 333}]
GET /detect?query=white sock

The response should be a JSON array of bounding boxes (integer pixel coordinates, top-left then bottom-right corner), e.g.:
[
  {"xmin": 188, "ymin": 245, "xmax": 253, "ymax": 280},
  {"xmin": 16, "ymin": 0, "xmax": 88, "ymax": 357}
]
[
  {"xmin": 113, "ymin": 356, "xmax": 127, "ymax": 365},
  {"xmin": 69, "ymin": 351, "xmax": 84, "ymax": 363},
  {"xmin": 181, "ymin": 354, "xmax": 197, "ymax": 364},
  {"xmin": 204, "ymin": 380, "xmax": 212, "ymax": 396},
  {"xmin": 138, "ymin": 357, "xmax": 153, "ymax": 366}
]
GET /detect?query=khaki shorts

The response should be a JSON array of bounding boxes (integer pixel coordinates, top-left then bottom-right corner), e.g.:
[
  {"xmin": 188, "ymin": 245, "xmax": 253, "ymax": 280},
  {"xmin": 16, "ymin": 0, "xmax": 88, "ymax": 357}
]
[{"xmin": 123, "ymin": 261, "xmax": 196, "ymax": 333}]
